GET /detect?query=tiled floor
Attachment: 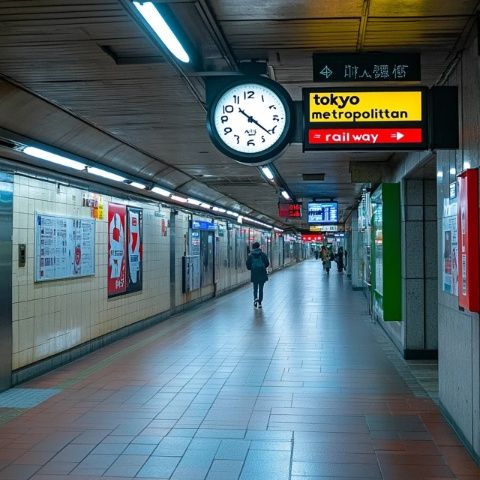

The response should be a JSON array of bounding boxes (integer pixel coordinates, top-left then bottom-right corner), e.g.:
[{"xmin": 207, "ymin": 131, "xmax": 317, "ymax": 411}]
[{"xmin": 0, "ymin": 260, "xmax": 478, "ymax": 480}]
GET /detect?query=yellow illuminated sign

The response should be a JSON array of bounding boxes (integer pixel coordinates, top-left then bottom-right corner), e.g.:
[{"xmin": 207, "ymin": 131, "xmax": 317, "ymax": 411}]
[{"xmin": 309, "ymin": 91, "xmax": 423, "ymax": 123}]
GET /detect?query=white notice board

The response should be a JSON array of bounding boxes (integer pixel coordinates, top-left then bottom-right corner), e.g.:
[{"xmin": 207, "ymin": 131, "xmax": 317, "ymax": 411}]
[{"xmin": 35, "ymin": 213, "xmax": 96, "ymax": 282}]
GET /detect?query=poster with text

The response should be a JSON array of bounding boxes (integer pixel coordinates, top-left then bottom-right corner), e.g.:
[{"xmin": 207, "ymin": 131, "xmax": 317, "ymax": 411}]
[
  {"xmin": 127, "ymin": 207, "xmax": 143, "ymax": 293},
  {"xmin": 35, "ymin": 214, "xmax": 95, "ymax": 282},
  {"xmin": 108, "ymin": 203, "xmax": 127, "ymax": 297},
  {"xmin": 442, "ymin": 199, "xmax": 458, "ymax": 295}
]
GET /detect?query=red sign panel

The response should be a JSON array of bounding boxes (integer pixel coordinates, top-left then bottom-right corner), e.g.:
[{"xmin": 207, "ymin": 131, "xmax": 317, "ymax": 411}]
[
  {"xmin": 308, "ymin": 128, "xmax": 423, "ymax": 145},
  {"xmin": 108, "ymin": 203, "xmax": 127, "ymax": 297},
  {"xmin": 457, "ymin": 169, "xmax": 480, "ymax": 312},
  {"xmin": 278, "ymin": 203, "xmax": 302, "ymax": 218},
  {"xmin": 302, "ymin": 234, "xmax": 323, "ymax": 242}
]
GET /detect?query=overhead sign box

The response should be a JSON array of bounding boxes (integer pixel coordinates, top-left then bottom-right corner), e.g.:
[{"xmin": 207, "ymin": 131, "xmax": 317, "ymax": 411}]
[
  {"xmin": 308, "ymin": 202, "xmax": 338, "ymax": 224},
  {"xmin": 302, "ymin": 234, "xmax": 323, "ymax": 242},
  {"xmin": 310, "ymin": 225, "xmax": 339, "ymax": 232},
  {"xmin": 303, "ymin": 87, "xmax": 428, "ymax": 151},
  {"xmin": 278, "ymin": 203, "xmax": 302, "ymax": 218},
  {"xmin": 313, "ymin": 52, "xmax": 421, "ymax": 82}
]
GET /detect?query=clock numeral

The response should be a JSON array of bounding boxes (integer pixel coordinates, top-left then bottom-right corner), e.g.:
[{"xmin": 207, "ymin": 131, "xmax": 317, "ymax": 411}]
[
  {"xmin": 244, "ymin": 90, "xmax": 254, "ymax": 100},
  {"xmin": 270, "ymin": 125, "xmax": 277, "ymax": 135},
  {"xmin": 223, "ymin": 105, "xmax": 234, "ymax": 113},
  {"xmin": 234, "ymin": 135, "xmax": 240, "ymax": 144},
  {"xmin": 262, "ymin": 95, "xmax": 265, "ymax": 102},
  {"xmin": 224, "ymin": 127, "xmax": 232, "ymax": 135},
  {"xmin": 272, "ymin": 115, "xmax": 280, "ymax": 122},
  {"xmin": 261, "ymin": 136, "xmax": 266, "ymax": 143},
  {"xmin": 269, "ymin": 105, "xmax": 277, "ymax": 110},
  {"xmin": 221, "ymin": 115, "xmax": 228, "ymax": 124},
  {"xmin": 233, "ymin": 95, "xmax": 240, "ymax": 104},
  {"xmin": 247, "ymin": 139, "xmax": 255, "ymax": 146}
]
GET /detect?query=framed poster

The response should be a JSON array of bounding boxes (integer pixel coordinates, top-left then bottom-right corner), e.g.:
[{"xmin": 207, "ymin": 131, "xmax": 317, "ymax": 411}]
[
  {"xmin": 35, "ymin": 213, "xmax": 95, "ymax": 282},
  {"xmin": 108, "ymin": 203, "xmax": 127, "ymax": 297},
  {"xmin": 126, "ymin": 207, "xmax": 143, "ymax": 293}
]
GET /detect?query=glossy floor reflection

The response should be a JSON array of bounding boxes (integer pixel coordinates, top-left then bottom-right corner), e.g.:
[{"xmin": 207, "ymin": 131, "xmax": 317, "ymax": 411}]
[{"xmin": 0, "ymin": 260, "xmax": 478, "ymax": 479}]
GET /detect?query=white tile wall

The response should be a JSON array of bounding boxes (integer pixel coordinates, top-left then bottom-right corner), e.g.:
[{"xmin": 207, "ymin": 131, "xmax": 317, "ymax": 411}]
[{"xmin": 12, "ymin": 175, "xmax": 172, "ymax": 369}]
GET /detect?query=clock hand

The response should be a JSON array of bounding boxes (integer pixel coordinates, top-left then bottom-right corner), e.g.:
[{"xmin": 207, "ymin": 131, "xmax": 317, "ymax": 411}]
[{"xmin": 238, "ymin": 108, "xmax": 271, "ymax": 135}]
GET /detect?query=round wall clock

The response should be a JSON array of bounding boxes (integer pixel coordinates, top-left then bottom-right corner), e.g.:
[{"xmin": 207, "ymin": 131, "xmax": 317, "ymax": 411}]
[{"xmin": 207, "ymin": 77, "xmax": 295, "ymax": 166}]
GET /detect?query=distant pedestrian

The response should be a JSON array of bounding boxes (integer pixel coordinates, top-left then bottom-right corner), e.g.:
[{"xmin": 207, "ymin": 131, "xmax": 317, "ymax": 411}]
[
  {"xmin": 320, "ymin": 245, "xmax": 331, "ymax": 274},
  {"xmin": 336, "ymin": 246, "xmax": 344, "ymax": 272},
  {"xmin": 246, "ymin": 242, "xmax": 269, "ymax": 308}
]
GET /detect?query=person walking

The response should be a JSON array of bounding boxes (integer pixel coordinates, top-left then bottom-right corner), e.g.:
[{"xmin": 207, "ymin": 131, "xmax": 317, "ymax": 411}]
[
  {"xmin": 336, "ymin": 246, "xmax": 344, "ymax": 272},
  {"xmin": 320, "ymin": 245, "xmax": 331, "ymax": 274},
  {"xmin": 246, "ymin": 241, "xmax": 269, "ymax": 308}
]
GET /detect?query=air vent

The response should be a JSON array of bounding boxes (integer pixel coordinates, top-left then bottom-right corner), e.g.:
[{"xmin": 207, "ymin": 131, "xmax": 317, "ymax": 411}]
[{"xmin": 302, "ymin": 173, "xmax": 325, "ymax": 181}]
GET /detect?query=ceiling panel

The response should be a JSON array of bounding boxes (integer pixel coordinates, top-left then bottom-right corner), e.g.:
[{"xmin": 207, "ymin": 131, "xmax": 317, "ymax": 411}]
[{"xmin": 0, "ymin": 0, "xmax": 477, "ymax": 229}]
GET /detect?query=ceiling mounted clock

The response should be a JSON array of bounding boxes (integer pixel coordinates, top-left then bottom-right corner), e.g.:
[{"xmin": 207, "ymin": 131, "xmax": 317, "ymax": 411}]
[{"xmin": 207, "ymin": 77, "xmax": 295, "ymax": 166}]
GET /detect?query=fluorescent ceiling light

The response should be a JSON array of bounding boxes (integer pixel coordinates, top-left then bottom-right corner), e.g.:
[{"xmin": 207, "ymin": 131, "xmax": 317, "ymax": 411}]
[
  {"xmin": 187, "ymin": 198, "xmax": 202, "ymax": 205},
  {"xmin": 281, "ymin": 191, "xmax": 290, "ymax": 200},
  {"xmin": 152, "ymin": 186, "xmax": 171, "ymax": 197},
  {"xmin": 130, "ymin": 182, "xmax": 146, "ymax": 189},
  {"xmin": 274, "ymin": 227, "xmax": 283, "ymax": 232},
  {"xmin": 23, "ymin": 146, "xmax": 86, "ymax": 171},
  {"xmin": 261, "ymin": 166, "xmax": 274, "ymax": 180},
  {"xmin": 213, "ymin": 207, "xmax": 226, "ymax": 213},
  {"xmin": 436, "ymin": 171, "xmax": 443, "ymax": 179},
  {"xmin": 171, "ymin": 194, "xmax": 187, "ymax": 203},
  {"xmin": 200, "ymin": 203, "xmax": 212, "ymax": 209},
  {"xmin": 88, "ymin": 167, "xmax": 125, "ymax": 182},
  {"xmin": 226, "ymin": 210, "xmax": 239, "ymax": 217},
  {"xmin": 464, "ymin": 161, "xmax": 471, "ymax": 169},
  {"xmin": 449, "ymin": 167, "xmax": 456, "ymax": 175},
  {"xmin": 133, "ymin": 1, "xmax": 190, "ymax": 63}
]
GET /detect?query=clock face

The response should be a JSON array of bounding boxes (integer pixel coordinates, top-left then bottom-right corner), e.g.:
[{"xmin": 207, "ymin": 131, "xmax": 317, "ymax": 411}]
[{"xmin": 208, "ymin": 79, "xmax": 293, "ymax": 164}]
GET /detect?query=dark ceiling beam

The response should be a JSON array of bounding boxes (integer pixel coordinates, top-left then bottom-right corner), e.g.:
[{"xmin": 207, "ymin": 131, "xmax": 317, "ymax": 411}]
[{"xmin": 356, "ymin": 0, "xmax": 371, "ymax": 51}]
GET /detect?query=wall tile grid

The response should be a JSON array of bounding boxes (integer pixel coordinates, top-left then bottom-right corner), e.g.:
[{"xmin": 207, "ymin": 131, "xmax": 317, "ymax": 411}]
[{"xmin": 12, "ymin": 175, "xmax": 171, "ymax": 369}]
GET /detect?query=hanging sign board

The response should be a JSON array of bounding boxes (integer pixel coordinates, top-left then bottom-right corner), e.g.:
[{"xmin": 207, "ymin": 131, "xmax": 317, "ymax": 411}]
[
  {"xmin": 313, "ymin": 52, "xmax": 421, "ymax": 82},
  {"xmin": 303, "ymin": 87, "xmax": 428, "ymax": 151},
  {"xmin": 278, "ymin": 203, "xmax": 302, "ymax": 218}
]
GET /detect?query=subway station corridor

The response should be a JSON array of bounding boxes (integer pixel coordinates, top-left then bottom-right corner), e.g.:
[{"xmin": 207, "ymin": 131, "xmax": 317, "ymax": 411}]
[{"xmin": 0, "ymin": 260, "xmax": 478, "ymax": 480}]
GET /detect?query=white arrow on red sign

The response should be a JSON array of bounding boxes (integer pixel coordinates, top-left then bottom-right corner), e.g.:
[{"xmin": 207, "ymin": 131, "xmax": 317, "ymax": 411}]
[{"xmin": 390, "ymin": 132, "xmax": 405, "ymax": 141}]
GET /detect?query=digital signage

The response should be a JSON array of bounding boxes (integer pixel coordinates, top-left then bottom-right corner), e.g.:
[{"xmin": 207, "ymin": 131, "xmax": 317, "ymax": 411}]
[
  {"xmin": 278, "ymin": 203, "xmax": 302, "ymax": 218},
  {"xmin": 303, "ymin": 87, "xmax": 428, "ymax": 151},
  {"xmin": 308, "ymin": 202, "xmax": 338, "ymax": 224}
]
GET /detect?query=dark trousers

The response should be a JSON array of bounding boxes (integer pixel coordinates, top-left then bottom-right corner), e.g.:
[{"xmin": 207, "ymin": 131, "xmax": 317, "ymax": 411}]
[{"xmin": 253, "ymin": 281, "xmax": 265, "ymax": 303}]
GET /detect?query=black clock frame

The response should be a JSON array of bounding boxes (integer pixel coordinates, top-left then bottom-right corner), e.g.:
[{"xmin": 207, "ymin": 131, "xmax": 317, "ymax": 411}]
[{"xmin": 206, "ymin": 76, "xmax": 295, "ymax": 166}]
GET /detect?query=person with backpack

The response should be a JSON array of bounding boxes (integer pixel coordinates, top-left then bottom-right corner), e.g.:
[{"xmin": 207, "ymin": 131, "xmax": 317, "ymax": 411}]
[{"xmin": 246, "ymin": 242, "xmax": 270, "ymax": 308}]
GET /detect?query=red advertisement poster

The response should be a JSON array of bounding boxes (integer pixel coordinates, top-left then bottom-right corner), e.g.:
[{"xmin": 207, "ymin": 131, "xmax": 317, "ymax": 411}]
[
  {"xmin": 127, "ymin": 207, "xmax": 143, "ymax": 293},
  {"xmin": 108, "ymin": 203, "xmax": 127, "ymax": 297}
]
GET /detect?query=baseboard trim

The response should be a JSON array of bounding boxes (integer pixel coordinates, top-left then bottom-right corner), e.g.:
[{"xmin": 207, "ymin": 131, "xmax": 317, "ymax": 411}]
[
  {"xmin": 403, "ymin": 349, "xmax": 438, "ymax": 360},
  {"xmin": 439, "ymin": 401, "xmax": 480, "ymax": 466}
]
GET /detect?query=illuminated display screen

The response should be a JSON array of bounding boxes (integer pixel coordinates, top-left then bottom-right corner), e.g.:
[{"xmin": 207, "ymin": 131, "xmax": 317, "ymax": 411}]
[{"xmin": 308, "ymin": 202, "xmax": 338, "ymax": 224}]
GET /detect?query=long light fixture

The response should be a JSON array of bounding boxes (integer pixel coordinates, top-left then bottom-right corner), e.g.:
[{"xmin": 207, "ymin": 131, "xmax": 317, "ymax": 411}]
[
  {"xmin": 132, "ymin": 1, "xmax": 190, "ymax": 63},
  {"xmin": 281, "ymin": 191, "xmax": 290, "ymax": 200},
  {"xmin": 171, "ymin": 194, "xmax": 188, "ymax": 203},
  {"xmin": 152, "ymin": 186, "xmax": 171, "ymax": 197},
  {"xmin": 23, "ymin": 146, "xmax": 86, "ymax": 171},
  {"xmin": 261, "ymin": 166, "xmax": 274, "ymax": 180},
  {"xmin": 130, "ymin": 182, "xmax": 146, "ymax": 189},
  {"xmin": 187, "ymin": 198, "xmax": 202, "ymax": 206},
  {"xmin": 200, "ymin": 203, "xmax": 212, "ymax": 209},
  {"xmin": 88, "ymin": 167, "xmax": 126, "ymax": 182}
]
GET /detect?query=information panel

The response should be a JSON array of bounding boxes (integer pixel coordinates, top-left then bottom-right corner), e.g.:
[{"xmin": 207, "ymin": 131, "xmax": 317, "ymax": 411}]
[
  {"xmin": 278, "ymin": 203, "xmax": 302, "ymax": 218},
  {"xmin": 308, "ymin": 202, "xmax": 338, "ymax": 224},
  {"xmin": 35, "ymin": 213, "xmax": 95, "ymax": 282},
  {"xmin": 303, "ymin": 87, "xmax": 428, "ymax": 151}
]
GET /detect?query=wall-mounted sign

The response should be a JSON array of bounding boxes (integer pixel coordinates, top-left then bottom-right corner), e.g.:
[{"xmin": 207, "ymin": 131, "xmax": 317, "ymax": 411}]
[
  {"xmin": 108, "ymin": 203, "xmax": 127, "ymax": 297},
  {"xmin": 126, "ymin": 207, "xmax": 143, "ymax": 293},
  {"xmin": 303, "ymin": 87, "xmax": 428, "ymax": 151},
  {"xmin": 278, "ymin": 203, "xmax": 302, "ymax": 218},
  {"xmin": 192, "ymin": 220, "xmax": 216, "ymax": 231},
  {"xmin": 313, "ymin": 52, "xmax": 421, "ymax": 82},
  {"xmin": 35, "ymin": 214, "xmax": 95, "ymax": 282}
]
